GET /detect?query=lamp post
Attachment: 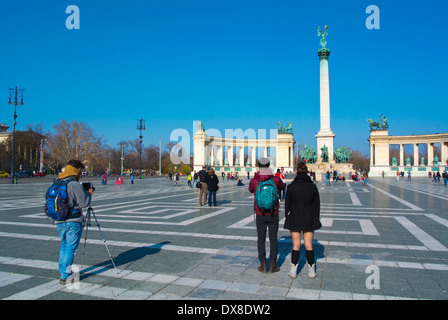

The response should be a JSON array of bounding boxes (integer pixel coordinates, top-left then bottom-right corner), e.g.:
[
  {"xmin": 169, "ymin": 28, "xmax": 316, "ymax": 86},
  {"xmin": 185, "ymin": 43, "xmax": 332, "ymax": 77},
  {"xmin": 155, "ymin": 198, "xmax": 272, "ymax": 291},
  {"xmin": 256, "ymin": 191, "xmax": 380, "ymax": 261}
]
[
  {"xmin": 137, "ymin": 119, "xmax": 145, "ymax": 178},
  {"xmin": 120, "ymin": 143, "xmax": 126, "ymax": 176},
  {"xmin": 8, "ymin": 87, "xmax": 24, "ymax": 184},
  {"xmin": 39, "ymin": 138, "xmax": 47, "ymax": 172}
]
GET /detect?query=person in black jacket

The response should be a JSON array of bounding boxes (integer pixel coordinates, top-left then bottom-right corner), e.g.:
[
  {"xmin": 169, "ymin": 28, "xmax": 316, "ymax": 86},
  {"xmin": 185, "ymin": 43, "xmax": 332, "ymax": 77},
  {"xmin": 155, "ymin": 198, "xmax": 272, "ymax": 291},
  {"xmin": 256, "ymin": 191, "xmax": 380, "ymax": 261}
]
[
  {"xmin": 206, "ymin": 168, "xmax": 219, "ymax": 206},
  {"xmin": 198, "ymin": 165, "xmax": 208, "ymax": 206},
  {"xmin": 284, "ymin": 162, "xmax": 321, "ymax": 279}
]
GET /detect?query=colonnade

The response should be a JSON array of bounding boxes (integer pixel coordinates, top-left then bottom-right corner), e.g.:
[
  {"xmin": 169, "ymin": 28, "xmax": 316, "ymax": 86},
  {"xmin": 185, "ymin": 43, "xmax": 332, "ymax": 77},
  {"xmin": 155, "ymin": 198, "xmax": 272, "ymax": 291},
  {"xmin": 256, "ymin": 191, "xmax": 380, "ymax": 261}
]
[
  {"xmin": 193, "ymin": 128, "xmax": 295, "ymax": 173},
  {"xmin": 368, "ymin": 130, "xmax": 448, "ymax": 176}
]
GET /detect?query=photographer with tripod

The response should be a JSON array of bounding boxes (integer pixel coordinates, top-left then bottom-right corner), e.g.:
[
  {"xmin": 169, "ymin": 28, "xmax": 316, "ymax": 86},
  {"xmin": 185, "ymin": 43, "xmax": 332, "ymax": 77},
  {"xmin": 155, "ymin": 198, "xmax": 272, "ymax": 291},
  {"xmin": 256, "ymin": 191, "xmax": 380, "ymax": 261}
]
[{"xmin": 52, "ymin": 160, "xmax": 94, "ymax": 285}]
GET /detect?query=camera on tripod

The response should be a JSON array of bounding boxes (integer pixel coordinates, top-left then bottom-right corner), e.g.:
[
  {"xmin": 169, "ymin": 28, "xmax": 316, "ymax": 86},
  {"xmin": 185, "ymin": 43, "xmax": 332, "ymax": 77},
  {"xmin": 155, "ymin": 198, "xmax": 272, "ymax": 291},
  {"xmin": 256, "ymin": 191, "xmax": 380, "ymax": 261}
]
[{"xmin": 82, "ymin": 182, "xmax": 95, "ymax": 191}]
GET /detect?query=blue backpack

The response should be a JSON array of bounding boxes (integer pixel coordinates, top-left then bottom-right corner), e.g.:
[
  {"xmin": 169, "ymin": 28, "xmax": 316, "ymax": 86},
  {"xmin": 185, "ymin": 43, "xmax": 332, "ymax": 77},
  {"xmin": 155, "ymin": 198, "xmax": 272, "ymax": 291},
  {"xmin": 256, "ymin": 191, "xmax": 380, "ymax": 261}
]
[
  {"xmin": 255, "ymin": 178, "xmax": 279, "ymax": 213},
  {"xmin": 45, "ymin": 178, "xmax": 79, "ymax": 221}
]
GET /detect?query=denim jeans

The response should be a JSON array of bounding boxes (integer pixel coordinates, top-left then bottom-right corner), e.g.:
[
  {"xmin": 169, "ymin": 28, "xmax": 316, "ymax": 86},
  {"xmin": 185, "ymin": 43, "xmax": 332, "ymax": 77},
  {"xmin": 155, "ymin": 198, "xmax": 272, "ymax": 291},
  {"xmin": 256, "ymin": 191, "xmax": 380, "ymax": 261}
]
[
  {"xmin": 281, "ymin": 185, "xmax": 286, "ymax": 200},
  {"xmin": 57, "ymin": 222, "xmax": 83, "ymax": 279},
  {"xmin": 208, "ymin": 190, "xmax": 217, "ymax": 206},
  {"xmin": 256, "ymin": 214, "xmax": 279, "ymax": 261}
]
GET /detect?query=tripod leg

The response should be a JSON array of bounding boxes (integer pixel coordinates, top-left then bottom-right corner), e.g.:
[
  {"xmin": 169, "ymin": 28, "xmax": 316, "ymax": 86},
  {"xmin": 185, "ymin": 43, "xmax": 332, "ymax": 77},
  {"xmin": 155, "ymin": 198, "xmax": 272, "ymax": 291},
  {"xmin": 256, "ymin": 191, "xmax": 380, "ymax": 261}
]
[
  {"xmin": 89, "ymin": 208, "xmax": 118, "ymax": 272},
  {"xmin": 81, "ymin": 209, "xmax": 91, "ymax": 267}
]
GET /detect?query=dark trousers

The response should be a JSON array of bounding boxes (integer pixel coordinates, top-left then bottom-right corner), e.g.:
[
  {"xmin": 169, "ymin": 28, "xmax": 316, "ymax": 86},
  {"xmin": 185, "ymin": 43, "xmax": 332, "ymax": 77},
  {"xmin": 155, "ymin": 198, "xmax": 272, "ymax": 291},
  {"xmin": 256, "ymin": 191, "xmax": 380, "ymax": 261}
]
[{"xmin": 256, "ymin": 214, "xmax": 279, "ymax": 261}]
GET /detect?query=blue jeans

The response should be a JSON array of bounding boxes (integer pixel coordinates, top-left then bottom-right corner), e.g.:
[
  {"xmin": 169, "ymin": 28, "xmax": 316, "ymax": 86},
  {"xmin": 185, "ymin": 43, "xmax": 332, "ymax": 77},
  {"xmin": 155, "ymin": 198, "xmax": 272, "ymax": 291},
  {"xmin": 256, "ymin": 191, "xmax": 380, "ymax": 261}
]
[
  {"xmin": 57, "ymin": 222, "xmax": 83, "ymax": 279},
  {"xmin": 208, "ymin": 190, "xmax": 217, "ymax": 206}
]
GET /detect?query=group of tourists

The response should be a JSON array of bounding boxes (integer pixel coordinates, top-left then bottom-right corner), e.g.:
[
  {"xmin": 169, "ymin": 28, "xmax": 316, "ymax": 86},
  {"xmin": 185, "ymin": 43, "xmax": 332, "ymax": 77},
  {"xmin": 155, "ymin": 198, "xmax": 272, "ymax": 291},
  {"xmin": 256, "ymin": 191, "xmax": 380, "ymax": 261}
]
[
  {"xmin": 248, "ymin": 159, "xmax": 320, "ymax": 279},
  {"xmin": 192, "ymin": 158, "xmax": 321, "ymax": 279},
  {"xmin": 48, "ymin": 157, "xmax": 322, "ymax": 286}
]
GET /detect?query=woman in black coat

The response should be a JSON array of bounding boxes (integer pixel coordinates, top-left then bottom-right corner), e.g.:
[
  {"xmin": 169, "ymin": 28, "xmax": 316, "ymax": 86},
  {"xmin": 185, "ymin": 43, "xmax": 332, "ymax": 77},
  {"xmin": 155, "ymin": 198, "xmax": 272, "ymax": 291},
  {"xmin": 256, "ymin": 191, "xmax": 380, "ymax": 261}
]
[
  {"xmin": 206, "ymin": 168, "xmax": 219, "ymax": 206},
  {"xmin": 284, "ymin": 162, "xmax": 321, "ymax": 279}
]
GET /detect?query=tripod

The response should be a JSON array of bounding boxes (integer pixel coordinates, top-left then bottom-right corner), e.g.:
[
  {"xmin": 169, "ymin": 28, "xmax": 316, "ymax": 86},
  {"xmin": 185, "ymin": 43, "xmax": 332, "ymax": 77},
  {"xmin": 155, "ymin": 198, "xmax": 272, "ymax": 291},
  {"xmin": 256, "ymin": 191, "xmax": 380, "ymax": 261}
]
[{"xmin": 81, "ymin": 207, "xmax": 117, "ymax": 272}]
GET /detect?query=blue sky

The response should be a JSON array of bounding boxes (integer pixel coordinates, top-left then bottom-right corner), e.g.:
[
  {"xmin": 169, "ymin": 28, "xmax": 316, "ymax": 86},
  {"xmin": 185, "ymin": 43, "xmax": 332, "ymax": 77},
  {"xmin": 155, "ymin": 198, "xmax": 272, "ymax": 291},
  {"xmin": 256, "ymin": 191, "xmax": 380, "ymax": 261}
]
[{"xmin": 1, "ymin": 0, "xmax": 447, "ymax": 155}]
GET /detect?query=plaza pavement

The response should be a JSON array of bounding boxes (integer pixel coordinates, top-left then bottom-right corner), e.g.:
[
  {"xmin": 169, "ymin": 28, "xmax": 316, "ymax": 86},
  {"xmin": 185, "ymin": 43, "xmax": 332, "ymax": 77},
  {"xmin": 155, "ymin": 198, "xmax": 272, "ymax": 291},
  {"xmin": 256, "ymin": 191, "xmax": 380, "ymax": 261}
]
[{"xmin": 0, "ymin": 174, "xmax": 447, "ymax": 301}]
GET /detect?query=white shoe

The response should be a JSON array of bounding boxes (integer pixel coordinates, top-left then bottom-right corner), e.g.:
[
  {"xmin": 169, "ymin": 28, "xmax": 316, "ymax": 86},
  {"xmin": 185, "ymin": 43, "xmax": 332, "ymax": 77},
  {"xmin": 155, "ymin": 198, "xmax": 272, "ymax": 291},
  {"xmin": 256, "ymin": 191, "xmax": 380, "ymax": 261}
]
[
  {"xmin": 307, "ymin": 263, "xmax": 316, "ymax": 279},
  {"xmin": 288, "ymin": 263, "xmax": 298, "ymax": 279}
]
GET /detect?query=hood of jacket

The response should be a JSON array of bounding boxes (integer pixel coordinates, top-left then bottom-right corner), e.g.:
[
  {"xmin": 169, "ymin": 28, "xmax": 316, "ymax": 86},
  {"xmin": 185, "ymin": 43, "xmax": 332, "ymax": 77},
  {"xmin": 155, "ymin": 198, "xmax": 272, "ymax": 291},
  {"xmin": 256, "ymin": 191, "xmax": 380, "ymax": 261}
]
[
  {"xmin": 253, "ymin": 169, "xmax": 274, "ymax": 182},
  {"xmin": 58, "ymin": 165, "xmax": 81, "ymax": 180},
  {"xmin": 293, "ymin": 173, "xmax": 312, "ymax": 183}
]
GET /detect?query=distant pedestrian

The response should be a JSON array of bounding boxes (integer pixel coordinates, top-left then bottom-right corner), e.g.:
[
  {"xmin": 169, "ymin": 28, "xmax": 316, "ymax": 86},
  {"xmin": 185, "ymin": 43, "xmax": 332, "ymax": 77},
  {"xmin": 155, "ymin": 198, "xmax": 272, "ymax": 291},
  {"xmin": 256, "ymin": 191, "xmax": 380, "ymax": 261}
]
[
  {"xmin": 284, "ymin": 162, "xmax": 321, "ymax": 279},
  {"xmin": 131, "ymin": 175, "xmax": 134, "ymax": 184},
  {"xmin": 192, "ymin": 171, "xmax": 198, "ymax": 188},
  {"xmin": 407, "ymin": 171, "xmax": 411, "ymax": 181},
  {"xmin": 443, "ymin": 171, "xmax": 448, "ymax": 186},
  {"xmin": 173, "ymin": 172, "xmax": 180, "ymax": 186},
  {"xmin": 198, "ymin": 165, "xmax": 208, "ymax": 205},
  {"xmin": 206, "ymin": 168, "xmax": 219, "ymax": 206},
  {"xmin": 187, "ymin": 172, "xmax": 192, "ymax": 187}
]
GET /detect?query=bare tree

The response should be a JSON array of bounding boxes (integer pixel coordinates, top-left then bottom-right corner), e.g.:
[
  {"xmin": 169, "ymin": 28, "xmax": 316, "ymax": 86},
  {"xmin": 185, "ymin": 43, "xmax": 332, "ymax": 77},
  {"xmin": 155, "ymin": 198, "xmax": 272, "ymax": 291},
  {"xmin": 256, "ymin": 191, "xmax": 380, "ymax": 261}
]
[{"xmin": 47, "ymin": 120, "xmax": 107, "ymax": 171}]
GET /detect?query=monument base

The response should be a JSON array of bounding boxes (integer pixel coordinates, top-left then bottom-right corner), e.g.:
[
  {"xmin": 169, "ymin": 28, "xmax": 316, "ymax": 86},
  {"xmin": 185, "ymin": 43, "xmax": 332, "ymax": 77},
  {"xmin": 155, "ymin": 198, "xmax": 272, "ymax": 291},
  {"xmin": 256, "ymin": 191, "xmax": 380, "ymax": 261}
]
[{"xmin": 307, "ymin": 162, "xmax": 354, "ymax": 181}]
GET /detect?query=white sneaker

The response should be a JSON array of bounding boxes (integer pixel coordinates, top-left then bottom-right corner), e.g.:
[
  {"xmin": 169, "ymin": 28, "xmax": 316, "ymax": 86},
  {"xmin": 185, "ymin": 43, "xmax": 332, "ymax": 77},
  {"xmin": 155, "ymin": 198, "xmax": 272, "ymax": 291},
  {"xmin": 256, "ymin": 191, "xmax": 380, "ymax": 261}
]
[
  {"xmin": 288, "ymin": 263, "xmax": 298, "ymax": 279},
  {"xmin": 307, "ymin": 263, "xmax": 316, "ymax": 279}
]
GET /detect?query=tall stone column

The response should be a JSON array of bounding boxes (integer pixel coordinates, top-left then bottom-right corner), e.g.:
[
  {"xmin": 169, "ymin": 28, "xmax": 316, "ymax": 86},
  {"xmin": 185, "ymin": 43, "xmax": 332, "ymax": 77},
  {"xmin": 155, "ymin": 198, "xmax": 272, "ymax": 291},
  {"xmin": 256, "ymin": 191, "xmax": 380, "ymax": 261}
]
[
  {"xmin": 228, "ymin": 146, "xmax": 234, "ymax": 167},
  {"xmin": 251, "ymin": 147, "xmax": 256, "ymax": 168},
  {"xmin": 399, "ymin": 144, "xmax": 404, "ymax": 166},
  {"xmin": 239, "ymin": 146, "xmax": 244, "ymax": 167},
  {"xmin": 441, "ymin": 142, "xmax": 448, "ymax": 166},
  {"xmin": 428, "ymin": 143, "xmax": 434, "ymax": 166},
  {"xmin": 315, "ymin": 25, "xmax": 335, "ymax": 163},
  {"xmin": 413, "ymin": 143, "xmax": 419, "ymax": 166}
]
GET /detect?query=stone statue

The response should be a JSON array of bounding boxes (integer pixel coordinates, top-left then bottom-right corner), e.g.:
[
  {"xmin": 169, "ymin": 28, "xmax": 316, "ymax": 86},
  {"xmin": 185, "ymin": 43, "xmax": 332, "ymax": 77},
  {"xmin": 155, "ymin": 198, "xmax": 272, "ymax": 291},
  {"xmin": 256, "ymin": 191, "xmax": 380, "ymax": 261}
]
[
  {"xmin": 334, "ymin": 146, "xmax": 352, "ymax": 163},
  {"xmin": 276, "ymin": 121, "xmax": 294, "ymax": 133},
  {"xmin": 434, "ymin": 155, "xmax": 439, "ymax": 165},
  {"xmin": 367, "ymin": 114, "xmax": 389, "ymax": 130},
  {"xmin": 284, "ymin": 122, "xmax": 294, "ymax": 133},
  {"xmin": 299, "ymin": 144, "xmax": 317, "ymax": 164},
  {"xmin": 405, "ymin": 157, "xmax": 411, "ymax": 166},
  {"xmin": 380, "ymin": 114, "xmax": 389, "ymax": 129},
  {"xmin": 321, "ymin": 145, "xmax": 329, "ymax": 163},
  {"xmin": 420, "ymin": 156, "xmax": 425, "ymax": 166},
  {"xmin": 276, "ymin": 121, "xmax": 283, "ymax": 133},
  {"xmin": 318, "ymin": 25, "xmax": 328, "ymax": 49},
  {"xmin": 392, "ymin": 157, "xmax": 397, "ymax": 166}
]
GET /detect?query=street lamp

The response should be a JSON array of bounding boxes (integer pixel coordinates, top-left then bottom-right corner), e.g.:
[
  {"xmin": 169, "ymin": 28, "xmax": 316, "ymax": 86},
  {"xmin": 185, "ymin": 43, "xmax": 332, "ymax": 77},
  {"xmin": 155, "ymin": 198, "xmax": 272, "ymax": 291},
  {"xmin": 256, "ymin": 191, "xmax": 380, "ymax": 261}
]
[
  {"xmin": 8, "ymin": 87, "xmax": 24, "ymax": 184},
  {"xmin": 40, "ymin": 138, "xmax": 47, "ymax": 172},
  {"xmin": 120, "ymin": 143, "xmax": 127, "ymax": 176},
  {"xmin": 137, "ymin": 119, "xmax": 145, "ymax": 178}
]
